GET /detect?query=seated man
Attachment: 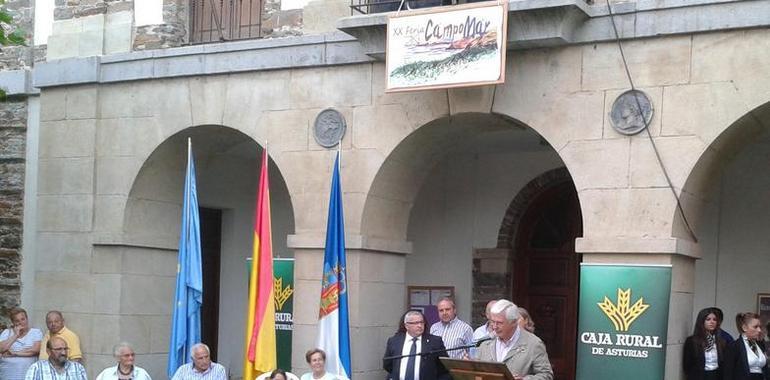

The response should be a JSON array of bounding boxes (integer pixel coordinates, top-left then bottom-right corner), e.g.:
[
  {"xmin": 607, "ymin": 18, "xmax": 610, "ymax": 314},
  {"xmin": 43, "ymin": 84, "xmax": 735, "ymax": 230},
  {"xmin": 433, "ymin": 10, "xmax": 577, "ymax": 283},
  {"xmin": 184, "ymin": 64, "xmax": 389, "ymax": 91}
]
[
  {"xmin": 477, "ymin": 300, "xmax": 553, "ymax": 380},
  {"xmin": 171, "ymin": 343, "xmax": 227, "ymax": 380},
  {"xmin": 25, "ymin": 336, "xmax": 87, "ymax": 380}
]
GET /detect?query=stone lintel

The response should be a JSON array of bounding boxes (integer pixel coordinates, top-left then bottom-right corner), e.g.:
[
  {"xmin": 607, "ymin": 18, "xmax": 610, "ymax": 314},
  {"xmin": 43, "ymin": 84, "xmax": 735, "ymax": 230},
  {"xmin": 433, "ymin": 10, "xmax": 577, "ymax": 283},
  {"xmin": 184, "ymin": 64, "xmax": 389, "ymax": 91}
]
[
  {"xmin": 338, "ymin": 0, "xmax": 770, "ymax": 58},
  {"xmin": 33, "ymin": 32, "xmax": 374, "ymax": 89},
  {"xmin": 287, "ymin": 233, "xmax": 413, "ymax": 254},
  {"xmin": 0, "ymin": 69, "xmax": 38, "ymax": 96},
  {"xmin": 92, "ymin": 232, "xmax": 178, "ymax": 251},
  {"xmin": 575, "ymin": 237, "xmax": 700, "ymax": 258}
]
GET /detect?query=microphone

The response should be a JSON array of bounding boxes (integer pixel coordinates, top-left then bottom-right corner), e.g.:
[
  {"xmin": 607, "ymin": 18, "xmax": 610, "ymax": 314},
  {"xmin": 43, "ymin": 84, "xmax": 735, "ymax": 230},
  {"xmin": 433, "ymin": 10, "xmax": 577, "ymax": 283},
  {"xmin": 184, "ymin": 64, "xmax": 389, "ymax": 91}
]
[{"xmin": 473, "ymin": 336, "xmax": 494, "ymax": 347}]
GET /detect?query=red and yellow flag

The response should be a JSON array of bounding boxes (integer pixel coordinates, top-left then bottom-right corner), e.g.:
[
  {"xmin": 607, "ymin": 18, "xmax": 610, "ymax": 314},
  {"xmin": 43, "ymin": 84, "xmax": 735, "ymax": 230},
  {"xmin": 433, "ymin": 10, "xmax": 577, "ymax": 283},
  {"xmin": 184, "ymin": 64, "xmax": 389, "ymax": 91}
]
[{"xmin": 243, "ymin": 149, "xmax": 277, "ymax": 380}]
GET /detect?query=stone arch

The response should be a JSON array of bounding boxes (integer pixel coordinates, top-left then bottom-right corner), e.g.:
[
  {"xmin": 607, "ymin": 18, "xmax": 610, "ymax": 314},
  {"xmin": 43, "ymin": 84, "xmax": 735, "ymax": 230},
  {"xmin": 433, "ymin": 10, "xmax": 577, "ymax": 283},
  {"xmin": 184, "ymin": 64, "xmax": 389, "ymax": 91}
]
[
  {"xmin": 360, "ymin": 111, "xmax": 570, "ymax": 246},
  {"xmin": 496, "ymin": 167, "xmax": 575, "ymax": 249}
]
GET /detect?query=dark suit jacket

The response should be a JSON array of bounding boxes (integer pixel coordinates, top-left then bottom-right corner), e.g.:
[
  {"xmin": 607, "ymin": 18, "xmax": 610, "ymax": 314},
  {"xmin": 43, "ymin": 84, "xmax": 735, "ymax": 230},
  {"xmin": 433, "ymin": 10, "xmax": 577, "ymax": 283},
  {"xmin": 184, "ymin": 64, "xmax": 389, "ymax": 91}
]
[
  {"xmin": 383, "ymin": 333, "xmax": 450, "ymax": 380},
  {"xmin": 724, "ymin": 337, "xmax": 768, "ymax": 380},
  {"xmin": 682, "ymin": 335, "xmax": 726, "ymax": 380}
]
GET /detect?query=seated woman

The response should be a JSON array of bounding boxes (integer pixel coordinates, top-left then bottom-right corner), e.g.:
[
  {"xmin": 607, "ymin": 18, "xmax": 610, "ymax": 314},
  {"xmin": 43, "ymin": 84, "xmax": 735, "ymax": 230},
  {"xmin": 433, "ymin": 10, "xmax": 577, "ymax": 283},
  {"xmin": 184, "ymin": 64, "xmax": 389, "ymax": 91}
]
[
  {"xmin": 683, "ymin": 307, "xmax": 727, "ymax": 380},
  {"xmin": 724, "ymin": 312, "xmax": 767, "ymax": 380},
  {"xmin": 301, "ymin": 349, "xmax": 337, "ymax": 380}
]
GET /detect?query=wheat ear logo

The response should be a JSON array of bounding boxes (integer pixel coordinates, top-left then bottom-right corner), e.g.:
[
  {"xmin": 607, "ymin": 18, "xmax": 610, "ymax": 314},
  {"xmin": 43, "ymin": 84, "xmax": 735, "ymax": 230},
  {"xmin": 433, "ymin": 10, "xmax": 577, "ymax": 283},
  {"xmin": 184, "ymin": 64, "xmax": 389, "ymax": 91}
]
[
  {"xmin": 597, "ymin": 288, "xmax": 650, "ymax": 332},
  {"xmin": 274, "ymin": 277, "xmax": 294, "ymax": 311}
]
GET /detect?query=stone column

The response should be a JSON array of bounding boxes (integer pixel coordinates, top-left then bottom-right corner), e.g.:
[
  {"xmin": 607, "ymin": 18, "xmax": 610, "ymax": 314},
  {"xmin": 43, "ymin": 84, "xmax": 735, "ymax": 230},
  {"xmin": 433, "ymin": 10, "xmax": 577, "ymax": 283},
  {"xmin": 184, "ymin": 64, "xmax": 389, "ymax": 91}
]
[
  {"xmin": 289, "ymin": 234, "xmax": 409, "ymax": 380},
  {"xmin": 576, "ymin": 237, "xmax": 699, "ymax": 380}
]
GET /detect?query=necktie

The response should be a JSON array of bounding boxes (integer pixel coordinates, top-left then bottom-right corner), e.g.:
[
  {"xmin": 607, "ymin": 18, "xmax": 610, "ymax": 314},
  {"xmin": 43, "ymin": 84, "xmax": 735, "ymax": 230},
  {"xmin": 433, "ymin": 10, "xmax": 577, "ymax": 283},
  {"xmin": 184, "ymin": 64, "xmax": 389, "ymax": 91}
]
[
  {"xmin": 750, "ymin": 340, "xmax": 759, "ymax": 355},
  {"xmin": 404, "ymin": 337, "xmax": 418, "ymax": 380}
]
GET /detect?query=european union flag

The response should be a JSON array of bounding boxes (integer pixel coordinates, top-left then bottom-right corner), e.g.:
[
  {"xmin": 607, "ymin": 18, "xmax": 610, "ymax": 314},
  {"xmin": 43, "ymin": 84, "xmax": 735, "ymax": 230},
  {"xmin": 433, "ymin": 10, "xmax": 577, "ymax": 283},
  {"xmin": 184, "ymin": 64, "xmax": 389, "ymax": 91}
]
[{"xmin": 167, "ymin": 139, "xmax": 203, "ymax": 378}]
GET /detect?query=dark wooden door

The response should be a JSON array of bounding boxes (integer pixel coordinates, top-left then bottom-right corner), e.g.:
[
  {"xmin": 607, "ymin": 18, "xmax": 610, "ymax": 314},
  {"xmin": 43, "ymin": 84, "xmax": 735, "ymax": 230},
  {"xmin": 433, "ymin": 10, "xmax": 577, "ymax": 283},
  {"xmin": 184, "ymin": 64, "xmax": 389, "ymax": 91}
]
[
  {"xmin": 200, "ymin": 208, "xmax": 222, "ymax": 361},
  {"xmin": 513, "ymin": 182, "xmax": 582, "ymax": 380}
]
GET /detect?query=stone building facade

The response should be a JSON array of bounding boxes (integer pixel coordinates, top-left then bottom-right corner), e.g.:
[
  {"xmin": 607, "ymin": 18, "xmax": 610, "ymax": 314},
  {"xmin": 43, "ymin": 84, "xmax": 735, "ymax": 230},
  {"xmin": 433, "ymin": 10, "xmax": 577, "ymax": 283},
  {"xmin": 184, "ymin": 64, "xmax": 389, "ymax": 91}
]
[{"xmin": 2, "ymin": 0, "xmax": 770, "ymax": 379}]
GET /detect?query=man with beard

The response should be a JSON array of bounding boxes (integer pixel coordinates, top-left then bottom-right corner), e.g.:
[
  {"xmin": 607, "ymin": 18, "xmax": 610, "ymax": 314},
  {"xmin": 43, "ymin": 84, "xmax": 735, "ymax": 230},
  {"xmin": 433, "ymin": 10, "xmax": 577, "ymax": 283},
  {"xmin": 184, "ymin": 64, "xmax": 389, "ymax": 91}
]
[{"xmin": 24, "ymin": 336, "xmax": 87, "ymax": 380}]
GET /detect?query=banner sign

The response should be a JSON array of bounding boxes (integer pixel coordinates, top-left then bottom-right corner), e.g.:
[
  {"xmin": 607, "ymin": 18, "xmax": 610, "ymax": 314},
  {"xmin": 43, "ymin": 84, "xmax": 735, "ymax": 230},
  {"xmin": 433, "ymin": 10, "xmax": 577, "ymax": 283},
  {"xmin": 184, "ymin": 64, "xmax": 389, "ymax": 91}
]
[
  {"xmin": 247, "ymin": 258, "xmax": 295, "ymax": 370},
  {"xmin": 576, "ymin": 264, "xmax": 672, "ymax": 380},
  {"xmin": 386, "ymin": 1, "xmax": 508, "ymax": 92}
]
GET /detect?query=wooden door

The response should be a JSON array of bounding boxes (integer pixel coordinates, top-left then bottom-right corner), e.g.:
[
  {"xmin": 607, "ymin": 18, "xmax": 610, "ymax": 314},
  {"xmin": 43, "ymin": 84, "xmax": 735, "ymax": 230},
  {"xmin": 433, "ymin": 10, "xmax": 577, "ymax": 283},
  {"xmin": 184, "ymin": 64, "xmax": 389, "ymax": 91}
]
[
  {"xmin": 200, "ymin": 208, "xmax": 222, "ymax": 361},
  {"xmin": 513, "ymin": 182, "xmax": 582, "ymax": 380}
]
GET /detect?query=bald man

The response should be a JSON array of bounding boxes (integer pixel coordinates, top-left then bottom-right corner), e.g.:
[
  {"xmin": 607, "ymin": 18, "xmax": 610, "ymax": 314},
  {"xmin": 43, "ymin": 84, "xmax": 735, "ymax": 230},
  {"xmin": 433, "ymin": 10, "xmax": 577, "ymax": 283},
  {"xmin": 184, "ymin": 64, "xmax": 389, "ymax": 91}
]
[{"xmin": 39, "ymin": 311, "xmax": 82, "ymax": 363}]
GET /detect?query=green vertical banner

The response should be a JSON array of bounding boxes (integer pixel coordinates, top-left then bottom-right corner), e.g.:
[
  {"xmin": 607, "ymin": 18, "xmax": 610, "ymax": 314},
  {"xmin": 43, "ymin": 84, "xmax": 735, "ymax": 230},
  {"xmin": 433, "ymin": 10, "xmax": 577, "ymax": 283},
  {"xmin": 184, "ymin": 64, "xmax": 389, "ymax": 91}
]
[
  {"xmin": 246, "ymin": 258, "xmax": 294, "ymax": 371},
  {"xmin": 576, "ymin": 264, "xmax": 672, "ymax": 380},
  {"xmin": 273, "ymin": 258, "xmax": 294, "ymax": 371}
]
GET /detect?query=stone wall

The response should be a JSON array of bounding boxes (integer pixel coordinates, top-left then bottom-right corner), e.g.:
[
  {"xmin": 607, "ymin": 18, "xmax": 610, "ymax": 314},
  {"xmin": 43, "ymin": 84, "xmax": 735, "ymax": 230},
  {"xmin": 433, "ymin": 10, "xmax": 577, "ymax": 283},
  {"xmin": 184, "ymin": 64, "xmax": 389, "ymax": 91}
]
[{"xmin": 0, "ymin": 0, "xmax": 34, "ymax": 327}]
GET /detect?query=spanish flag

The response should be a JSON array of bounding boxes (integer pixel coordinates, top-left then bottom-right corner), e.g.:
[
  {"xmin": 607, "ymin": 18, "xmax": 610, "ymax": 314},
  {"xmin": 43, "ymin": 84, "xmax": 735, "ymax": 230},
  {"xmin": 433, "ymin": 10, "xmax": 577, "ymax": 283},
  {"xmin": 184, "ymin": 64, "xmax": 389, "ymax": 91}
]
[{"xmin": 243, "ymin": 149, "xmax": 277, "ymax": 380}]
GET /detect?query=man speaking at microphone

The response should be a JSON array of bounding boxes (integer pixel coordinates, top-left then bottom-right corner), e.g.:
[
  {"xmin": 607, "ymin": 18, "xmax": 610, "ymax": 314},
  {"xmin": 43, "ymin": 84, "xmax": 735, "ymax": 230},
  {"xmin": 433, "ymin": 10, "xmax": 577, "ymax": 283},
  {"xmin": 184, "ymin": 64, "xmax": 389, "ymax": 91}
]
[
  {"xmin": 477, "ymin": 299, "xmax": 553, "ymax": 380},
  {"xmin": 383, "ymin": 310, "xmax": 451, "ymax": 380}
]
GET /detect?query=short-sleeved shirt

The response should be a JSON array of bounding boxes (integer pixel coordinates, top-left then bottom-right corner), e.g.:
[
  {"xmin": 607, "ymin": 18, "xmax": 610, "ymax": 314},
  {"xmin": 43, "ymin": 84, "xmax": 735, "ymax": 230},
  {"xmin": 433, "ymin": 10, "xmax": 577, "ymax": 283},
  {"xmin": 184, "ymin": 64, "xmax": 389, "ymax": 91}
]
[
  {"xmin": 96, "ymin": 364, "xmax": 153, "ymax": 380},
  {"xmin": 39, "ymin": 327, "xmax": 82, "ymax": 360},
  {"xmin": 24, "ymin": 359, "xmax": 87, "ymax": 380},
  {"xmin": 171, "ymin": 362, "xmax": 227, "ymax": 380},
  {"xmin": 0, "ymin": 327, "xmax": 44, "ymax": 380}
]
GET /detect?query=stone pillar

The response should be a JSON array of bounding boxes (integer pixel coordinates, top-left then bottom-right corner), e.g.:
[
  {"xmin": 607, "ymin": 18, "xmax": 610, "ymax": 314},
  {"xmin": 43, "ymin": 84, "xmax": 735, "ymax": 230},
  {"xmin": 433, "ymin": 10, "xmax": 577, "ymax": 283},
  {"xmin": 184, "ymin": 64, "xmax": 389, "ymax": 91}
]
[
  {"xmin": 576, "ymin": 237, "xmax": 699, "ymax": 380},
  {"xmin": 290, "ymin": 234, "xmax": 409, "ymax": 380},
  {"xmin": 0, "ymin": 0, "xmax": 36, "ymax": 328},
  {"xmin": 471, "ymin": 248, "xmax": 511, "ymax": 326},
  {"xmin": 47, "ymin": 0, "xmax": 133, "ymax": 59}
]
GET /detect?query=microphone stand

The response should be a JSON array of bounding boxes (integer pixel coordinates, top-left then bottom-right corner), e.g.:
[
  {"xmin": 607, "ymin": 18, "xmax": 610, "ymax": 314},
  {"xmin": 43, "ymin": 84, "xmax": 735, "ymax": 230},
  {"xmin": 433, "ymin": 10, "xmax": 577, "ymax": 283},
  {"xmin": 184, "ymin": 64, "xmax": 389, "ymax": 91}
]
[{"xmin": 383, "ymin": 338, "xmax": 493, "ymax": 361}]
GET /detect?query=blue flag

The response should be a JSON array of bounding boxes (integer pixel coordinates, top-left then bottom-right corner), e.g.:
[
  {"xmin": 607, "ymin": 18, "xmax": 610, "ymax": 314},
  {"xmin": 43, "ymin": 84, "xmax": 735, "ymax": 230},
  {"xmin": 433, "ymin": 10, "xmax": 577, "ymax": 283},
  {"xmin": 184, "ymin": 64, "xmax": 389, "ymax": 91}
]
[
  {"xmin": 167, "ymin": 140, "xmax": 203, "ymax": 378},
  {"xmin": 317, "ymin": 151, "xmax": 352, "ymax": 379}
]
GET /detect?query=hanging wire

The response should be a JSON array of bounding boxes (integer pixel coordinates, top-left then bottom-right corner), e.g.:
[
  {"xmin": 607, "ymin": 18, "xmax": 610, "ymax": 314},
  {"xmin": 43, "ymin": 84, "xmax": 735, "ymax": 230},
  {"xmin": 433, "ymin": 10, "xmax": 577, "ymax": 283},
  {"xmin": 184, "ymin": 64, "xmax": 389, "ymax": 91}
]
[{"xmin": 604, "ymin": 0, "xmax": 698, "ymax": 243}]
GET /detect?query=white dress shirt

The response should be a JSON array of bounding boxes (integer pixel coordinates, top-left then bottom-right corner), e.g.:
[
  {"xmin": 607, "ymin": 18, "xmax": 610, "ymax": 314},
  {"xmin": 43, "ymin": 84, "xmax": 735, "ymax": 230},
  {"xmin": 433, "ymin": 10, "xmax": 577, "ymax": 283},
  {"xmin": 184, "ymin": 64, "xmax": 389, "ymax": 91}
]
[{"xmin": 399, "ymin": 335, "xmax": 421, "ymax": 380}]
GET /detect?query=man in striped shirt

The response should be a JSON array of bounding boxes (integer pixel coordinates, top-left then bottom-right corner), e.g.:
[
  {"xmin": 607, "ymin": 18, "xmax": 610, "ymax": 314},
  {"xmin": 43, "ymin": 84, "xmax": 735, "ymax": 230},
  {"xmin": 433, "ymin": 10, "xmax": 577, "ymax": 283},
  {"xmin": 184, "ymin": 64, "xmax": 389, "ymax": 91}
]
[
  {"xmin": 25, "ymin": 336, "xmax": 87, "ymax": 380},
  {"xmin": 429, "ymin": 297, "xmax": 474, "ymax": 359},
  {"xmin": 171, "ymin": 343, "xmax": 227, "ymax": 380}
]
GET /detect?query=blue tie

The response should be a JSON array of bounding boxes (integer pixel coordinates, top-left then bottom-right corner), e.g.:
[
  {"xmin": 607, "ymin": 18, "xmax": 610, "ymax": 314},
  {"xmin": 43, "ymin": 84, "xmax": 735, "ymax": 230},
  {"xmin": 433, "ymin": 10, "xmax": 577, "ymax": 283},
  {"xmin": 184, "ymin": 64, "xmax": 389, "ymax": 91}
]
[{"xmin": 405, "ymin": 337, "xmax": 418, "ymax": 380}]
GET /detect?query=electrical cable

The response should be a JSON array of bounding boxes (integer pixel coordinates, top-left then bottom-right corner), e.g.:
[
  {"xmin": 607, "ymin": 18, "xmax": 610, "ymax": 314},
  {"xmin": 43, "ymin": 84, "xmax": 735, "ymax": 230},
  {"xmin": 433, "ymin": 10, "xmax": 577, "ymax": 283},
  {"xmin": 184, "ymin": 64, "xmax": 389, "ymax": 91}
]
[{"xmin": 605, "ymin": 0, "xmax": 698, "ymax": 243}]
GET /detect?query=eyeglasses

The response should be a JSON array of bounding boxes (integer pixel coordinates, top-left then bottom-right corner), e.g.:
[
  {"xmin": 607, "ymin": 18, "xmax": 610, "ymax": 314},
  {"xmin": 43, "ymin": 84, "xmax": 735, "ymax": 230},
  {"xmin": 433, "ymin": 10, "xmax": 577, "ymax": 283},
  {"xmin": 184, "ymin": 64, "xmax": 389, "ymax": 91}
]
[
  {"xmin": 51, "ymin": 347, "xmax": 69, "ymax": 352},
  {"xmin": 405, "ymin": 321, "xmax": 424, "ymax": 325}
]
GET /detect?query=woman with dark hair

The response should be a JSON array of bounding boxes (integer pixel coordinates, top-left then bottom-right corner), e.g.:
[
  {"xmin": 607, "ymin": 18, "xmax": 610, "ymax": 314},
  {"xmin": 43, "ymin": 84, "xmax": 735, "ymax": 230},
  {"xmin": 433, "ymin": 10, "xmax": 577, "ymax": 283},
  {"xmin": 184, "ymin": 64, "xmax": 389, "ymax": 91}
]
[
  {"xmin": 724, "ymin": 312, "xmax": 767, "ymax": 380},
  {"xmin": 683, "ymin": 307, "xmax": 727, "ymax": 380},
  {"xmin": 270, "ymin": 369, "xmax": 288, "ymax": 380}
]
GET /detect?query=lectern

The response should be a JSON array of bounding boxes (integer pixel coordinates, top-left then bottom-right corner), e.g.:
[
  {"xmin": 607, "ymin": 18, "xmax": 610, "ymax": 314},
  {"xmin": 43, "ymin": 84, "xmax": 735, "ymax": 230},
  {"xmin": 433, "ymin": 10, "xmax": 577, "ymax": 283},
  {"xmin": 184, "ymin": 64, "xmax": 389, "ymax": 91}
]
[{"xmin": 439, "ymin": 358, "xmax": 515, "ymax": 380}]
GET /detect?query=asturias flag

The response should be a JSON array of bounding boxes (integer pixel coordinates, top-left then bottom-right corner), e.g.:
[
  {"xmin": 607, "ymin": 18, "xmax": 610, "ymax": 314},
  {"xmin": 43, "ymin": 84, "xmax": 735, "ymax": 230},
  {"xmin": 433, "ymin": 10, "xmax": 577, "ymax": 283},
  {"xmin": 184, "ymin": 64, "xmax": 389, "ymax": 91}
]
[
  {"xmin": 317, "ymin": 151, "xmax": 352, "ymax": 380},
  {"xmin": 243, "ymin": 149, "xmax": 277, "ymax": 380},
  {"xmin": 167, "ymin": 139, "xmax": 203, "ymax": 378}
]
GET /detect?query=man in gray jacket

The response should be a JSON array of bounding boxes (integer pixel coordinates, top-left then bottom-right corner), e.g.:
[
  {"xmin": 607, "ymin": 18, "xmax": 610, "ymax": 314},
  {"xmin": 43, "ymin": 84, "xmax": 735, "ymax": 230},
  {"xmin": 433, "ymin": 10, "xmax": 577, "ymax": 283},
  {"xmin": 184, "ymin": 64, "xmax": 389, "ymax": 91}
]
[{"xmin": 477, "ymin": 299, "xmax": 553, "ymax": 380}]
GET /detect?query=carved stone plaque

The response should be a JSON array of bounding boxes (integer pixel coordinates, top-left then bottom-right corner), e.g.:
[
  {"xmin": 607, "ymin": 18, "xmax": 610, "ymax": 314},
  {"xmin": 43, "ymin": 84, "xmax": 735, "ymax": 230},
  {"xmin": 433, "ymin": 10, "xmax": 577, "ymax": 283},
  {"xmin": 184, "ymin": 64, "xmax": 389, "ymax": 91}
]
[
  {"xmin": 313, "ymin": 108, "xmax": 346, "ymax": 148},
  {"xmin": 609, "ymin": 89, "xmax": 654, "ymax": 136}
]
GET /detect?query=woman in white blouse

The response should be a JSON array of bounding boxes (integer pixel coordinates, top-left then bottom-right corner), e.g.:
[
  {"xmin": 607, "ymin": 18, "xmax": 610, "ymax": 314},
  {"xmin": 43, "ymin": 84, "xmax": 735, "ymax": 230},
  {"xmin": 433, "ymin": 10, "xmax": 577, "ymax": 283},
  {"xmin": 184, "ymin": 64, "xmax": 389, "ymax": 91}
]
[
  {"xmin": 724, "ymin": 312, "xmax": 768, "ymax": 380},
  {"xmin": 0, "ymin": 307, "xmax": 43, "ymax": 380}
]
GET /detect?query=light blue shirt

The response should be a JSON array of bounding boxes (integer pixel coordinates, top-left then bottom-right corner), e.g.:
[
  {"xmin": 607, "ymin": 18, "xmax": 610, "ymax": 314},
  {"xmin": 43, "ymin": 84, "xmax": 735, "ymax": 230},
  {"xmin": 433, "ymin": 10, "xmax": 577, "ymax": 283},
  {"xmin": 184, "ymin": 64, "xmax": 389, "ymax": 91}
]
[
  {"xmin": 171, "ymin": 362, "xmax": 227, "ymax": 380},
  {"xmin": 430, "ymin": 318, "xmax": 473, "ymax": 358}
]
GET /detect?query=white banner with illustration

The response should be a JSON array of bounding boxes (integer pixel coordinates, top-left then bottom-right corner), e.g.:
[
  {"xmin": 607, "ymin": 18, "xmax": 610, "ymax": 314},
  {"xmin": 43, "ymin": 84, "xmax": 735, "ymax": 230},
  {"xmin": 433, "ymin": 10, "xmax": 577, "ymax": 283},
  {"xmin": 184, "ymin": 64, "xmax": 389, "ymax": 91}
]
[{"xmin": 386, "ymin": 1, "xmax": 508, "ymax": 92}]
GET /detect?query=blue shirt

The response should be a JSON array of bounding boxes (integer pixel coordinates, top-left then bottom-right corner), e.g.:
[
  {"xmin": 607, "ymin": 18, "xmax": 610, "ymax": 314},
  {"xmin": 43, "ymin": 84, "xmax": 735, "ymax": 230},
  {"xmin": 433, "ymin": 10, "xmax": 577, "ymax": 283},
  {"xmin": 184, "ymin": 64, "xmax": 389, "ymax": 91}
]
[{"xmin": 171, "ymin": 362, "xmax": 227, "ymax": 380}]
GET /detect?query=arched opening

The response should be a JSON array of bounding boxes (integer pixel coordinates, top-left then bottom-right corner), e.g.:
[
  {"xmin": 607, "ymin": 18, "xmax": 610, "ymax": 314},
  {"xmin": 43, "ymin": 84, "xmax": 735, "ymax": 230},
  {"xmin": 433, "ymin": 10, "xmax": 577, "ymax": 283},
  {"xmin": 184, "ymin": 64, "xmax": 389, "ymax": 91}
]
[
  {"xmin": 124, "ymin": 125, "xmax": 295, "ymax": 376},
  {"xmin": 511, "ymin": 175, "xmax": 581, "ymax": 380},
  {"xmin": 679, "ymin": 101, "xmax": 770, "ymax": 336}
]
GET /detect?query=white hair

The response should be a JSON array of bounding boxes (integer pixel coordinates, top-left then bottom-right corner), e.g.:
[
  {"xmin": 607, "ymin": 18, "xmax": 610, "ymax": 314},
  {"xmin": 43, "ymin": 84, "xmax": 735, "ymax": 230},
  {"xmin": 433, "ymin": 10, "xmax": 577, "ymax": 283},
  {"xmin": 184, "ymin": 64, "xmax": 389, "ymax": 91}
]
[
  {"xmin": 490, "ymin": 299, "xmax": 519, "ymax": 322},
  {"xmin": 113, "ymin": 342, "xmax": 134, "ymax": 357},
  {"xmin": 403, "ymin": 310, "xmax": 423, "ymax": 323},
  {"xmin": 190, "ymin": 343, "xmax": 210, "ymax": 357}
]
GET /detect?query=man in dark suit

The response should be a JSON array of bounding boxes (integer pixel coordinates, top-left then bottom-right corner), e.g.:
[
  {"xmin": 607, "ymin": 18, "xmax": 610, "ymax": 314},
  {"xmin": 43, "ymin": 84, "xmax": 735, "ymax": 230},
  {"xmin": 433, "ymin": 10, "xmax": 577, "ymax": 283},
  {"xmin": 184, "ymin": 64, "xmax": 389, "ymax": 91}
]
[{"xmin": 383, "ymin": 310, "xmax": 451, "ymax": 380}]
